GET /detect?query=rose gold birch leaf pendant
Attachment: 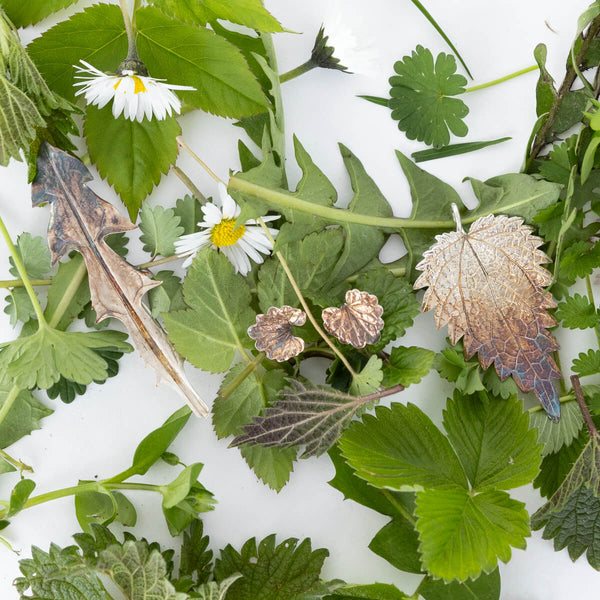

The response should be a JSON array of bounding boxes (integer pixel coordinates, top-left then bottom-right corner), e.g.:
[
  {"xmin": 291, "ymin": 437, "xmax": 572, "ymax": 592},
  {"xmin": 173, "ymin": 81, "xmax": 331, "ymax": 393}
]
[
  {"xmin": 414, "ymin": 206, "xmax": 562, "ymax": 421},
  {"xmin": 322, "ymin": 289, "xmax": 384, "ymax": 349},
  {"xmin": 248, "ymin": 306, "xmax": 307, "ymax": 362}
]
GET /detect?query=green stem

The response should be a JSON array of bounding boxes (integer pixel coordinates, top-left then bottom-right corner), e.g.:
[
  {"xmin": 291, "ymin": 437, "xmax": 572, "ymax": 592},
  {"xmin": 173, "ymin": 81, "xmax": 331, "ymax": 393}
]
[
  {"xmin": 136, "ymin": 254, "xmax": 182, "ymax": 271},
  {"xmin": 177, "ymin": 137, "xmax": 223, "ymax": 184},
  {"xmin": 47, "ymin": 259, "xmax": 87, "ymax": 329},
  {"xmin": 119, "ymin": 0, "xmax": 138, "ymax": 60},
  {"xmin": 280, "ymin": 60, "xmax": 316, "ymax": 83},
  {"xmin": 528, "ymin": 392, "xmax": 574, "ymax": 413},
  {"xmin": 465, "ymin": 65, "xmax": 538, "ymax": 93},
  {"xmin": 571, "ymin": 374, "xmax": 599, "ymax": 439},
  {"xmin": 413, "ymin": 574, "xmax": 430, "ymax": 598},
  {"xmin": 229, "ymin": 176, "xmax": 454, "ymax": 230},
  {"xmin": 0, "ymin": 278, "xmax": 51, "ymax": 288},
  {"xmin": 219, "ymin": 353, "xmax": 265, "ymax": 399},
  {"xmin": 585, "ymin": 274, "xmax": 600, "ymax": 350},
  {"xmin": 0, "ymin": 447, "xmax": 33, "ymax": 473},
  {"xmin": 172, "ymin": 166, "xmax": 207, "ymax": 204},
  {"xmin": 381, "ymin": 489, "xmax": 416, "ymax": 526},
  {"xmin": 0, "ymin": 215, "xmax": 46, "ymax": 324}
]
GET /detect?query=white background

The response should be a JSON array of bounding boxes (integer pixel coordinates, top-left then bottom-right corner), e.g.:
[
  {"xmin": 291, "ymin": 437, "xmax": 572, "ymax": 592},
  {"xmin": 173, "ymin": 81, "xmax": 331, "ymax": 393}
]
[{"xmin": 0, "ymin": 0, "xmax": 599, "ymax": 598}]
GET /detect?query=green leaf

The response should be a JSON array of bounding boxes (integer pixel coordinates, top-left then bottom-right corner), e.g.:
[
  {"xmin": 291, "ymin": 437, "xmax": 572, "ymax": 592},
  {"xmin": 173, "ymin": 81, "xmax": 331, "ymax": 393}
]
[
  {"xmin": 28, "ymin": 4, "xmax": 128, "ymax": 102},
  {"xmin": 84, "ymin": 104, "xmax": 180, "ymax": 220},
  {"xmin": 0, "ymin": 0, "xmax": 78, "ymax": 27},
  {"xmin": 213, "ymin": 535, "xmax": 328, "ymax": 600},
  {"xmin": 9, "ymin": 233, "xmax": 51, "ymax": 279},
  {"xmin": 149, "ymin": 0, "xmax": 214, "ymax": 25},
  {"xmin": 7, "ymin": 478, "xmax": 35, "ymax": 517},
  {"xmin": 573, "ymin": 349, "xmax": 600, "ymax": 377},
  {"xmin": 202, "ymin": 0, "xmax": 283, "ymax": 32},
  {"xmin": 530, "ymin": 400, "xmax": 584, "ymax": 456},
  {"xmin": 240, "ymin": 445, "xmax": 297, "ymax": 491},
  {"xmin": 382, "ymin": 346, "xmax": 435, "ymax": 387},
  {"xmin": 418, "ymin": 569, "xmax": 500, "ymax": 600},
  {"xmin": 368, "ymin": 517, "xmax": 422, "ymax": 575},
  {"xmin": 99, "ymin": 540, "xmax": 178, "ymax": 600},
  {"xmin": 354, "ymin": 269, "xmax": 420, "ymax": 353},
  {"xmin": 415, "ymin": 487, "xmax": 528, "ymax": 581},
  {"xmin": 325, "ymin": 583, "xmax": 408, "ymax": 599},
  {"xmin": 465, "ymin": 173, "xmax": 562, "ymax": 223},
  {"xmin": 411, "ymin": 138, "xmax": 511, "ymax": 163},
  {"xmin": 4, "ymin": 287, "xmax": 36, "ymax": 327},
  {"xmin": 349, "ymin": 356, "xmax": 383, "ymax": 396},
  {"xmin": 164, "ymin": 250, "xmax": 255, "ymax": 373},
  {"xmin": 389, "ymin": 45, "xmax": 468, "ymax": 148},
  {"xmin": 195, "ymin": 575, "xmax": 244, "ymax": 600},
  {"xmin": 338, "ymin": 402, "xmax": 468, "ymax": 491},
  {"xmin": 533, "ymin": 43, "xmax": 556, "ymax": 116},
  {"xmin": 0, "ymin": 328, "xmax": 132, "ymax": 389},
  {"xmin": 174, "ymin": 195, "xmax": 204, "ymax": 235},
  {"xmin": 442, "ymin": 391, "xmax": 541, "ymax": 491},
  {"xmin": 136, "ymin": 7, "xmax": 268, "ymax": 118},
  {"xmin": 434, "ymin": 344, "xmax": 485, "ymax": 395},
  {"xmin": 160, "ymin": 462, "xmax": 206, "ymax": 508},
  {"xmin": 559, "ymin": 240, "xmax": 600, "ymax": 283},
  {"xmin": 257, "ymin": 229, "xmax": 344, "ymax": 312},
  {"xmin": 556, "ymin": 293, "xmax": 600, "ymax": 329},
  {"xmin": 74, "ymin": 486, "xmax": 117, "ymax": 532},
  {"xmin": 138, "ymin": 204, "xmax": 184, "ymax": 258},
  {"xmin": 179, "ymin": 519, "xmax": 213, "ymax": 585},
  {"xmin": 148, "ymin": 270, "xmax": 186, "ymax": 318},
  {"xmin": 394, "ymin": 151, "xmax": 461, "ymax": 279},
  {"xmin": 128, "ymin": 406, "xmax": 192, "ymax": 477}
]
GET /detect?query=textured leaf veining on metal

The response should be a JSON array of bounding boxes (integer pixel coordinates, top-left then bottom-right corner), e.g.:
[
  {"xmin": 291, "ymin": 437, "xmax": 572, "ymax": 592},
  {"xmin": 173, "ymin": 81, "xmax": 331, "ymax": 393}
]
[{"xmin": 414, "ymin": 214, "xmax": 562, "ymax": 421}]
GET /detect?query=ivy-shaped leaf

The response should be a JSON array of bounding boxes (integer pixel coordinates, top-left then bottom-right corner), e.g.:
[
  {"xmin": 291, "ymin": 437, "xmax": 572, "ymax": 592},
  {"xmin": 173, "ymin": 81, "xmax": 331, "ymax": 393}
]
[{"xmin": 389, "ymin": 45, "xmax": 468, "ymax": 148}]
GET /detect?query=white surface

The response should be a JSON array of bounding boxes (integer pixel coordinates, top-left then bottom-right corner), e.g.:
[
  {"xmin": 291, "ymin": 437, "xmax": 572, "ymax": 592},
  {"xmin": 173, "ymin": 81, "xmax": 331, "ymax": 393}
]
[{"xmin": 0, "ymin": 0, "xmax": 599, "ymax": 598}]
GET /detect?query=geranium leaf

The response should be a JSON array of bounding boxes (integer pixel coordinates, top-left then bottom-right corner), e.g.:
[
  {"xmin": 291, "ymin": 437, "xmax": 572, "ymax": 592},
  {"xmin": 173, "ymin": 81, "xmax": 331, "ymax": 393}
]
[
  {"xmin": 138, "ymin": 204, "xmax": 184, "ymax": 258},
  {"xmin": 349, "ymin": 356, "xmax": 383, "ymax": 396},
  {"xmin": 573, "ymin": 349, "xmax": 600, "ymax": 377},
  {"xmin": 8, "ymin": 233, "xmax": 51, "ymax": 279},
  {"xmin": 389, "ymin": 45, "xmax": 468, "ymax": 148},
  {"xmin": 4, "ymin": 288, "xmax": 36, "ymax": 326},
  {"xmin": 556, "ymin": 293, "xmax": 600, "ymax": 329}
]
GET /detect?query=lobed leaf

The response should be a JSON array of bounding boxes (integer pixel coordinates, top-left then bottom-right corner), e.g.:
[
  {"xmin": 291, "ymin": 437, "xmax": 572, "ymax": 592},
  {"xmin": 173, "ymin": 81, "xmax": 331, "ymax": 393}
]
[
  {"xmin": 138, "ymin": 204, "xmax": 184, "ymax": 258},
  {"xmin": 382, "ymin": 346, "xmax": 435, "ymax": 388},
  {"xmin": 556, "ymin": 293, "xmax": 600, "ymax": 330},
  {"xmin": 9, "ymin": 233, "xmax": 51, "ymax": 279},
  {"xmin": 573, "ymin": 349, "xmax": 600, "ymax": 377}
]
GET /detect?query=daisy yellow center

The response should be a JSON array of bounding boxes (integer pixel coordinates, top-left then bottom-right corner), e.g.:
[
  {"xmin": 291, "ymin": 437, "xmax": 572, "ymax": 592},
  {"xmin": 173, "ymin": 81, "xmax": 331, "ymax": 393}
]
[
  {"xmin": 210, "ymin": 218, "xmax": 245, "ymax": 248},
  {"xmin": 114, "ymin": 75, "xmax": 147, "ymax": 94}
]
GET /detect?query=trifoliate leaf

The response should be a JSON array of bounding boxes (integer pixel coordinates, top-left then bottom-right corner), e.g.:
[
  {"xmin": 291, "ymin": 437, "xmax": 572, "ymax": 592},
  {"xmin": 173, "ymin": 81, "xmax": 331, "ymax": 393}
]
[
  {"xmin": 443, "ymin": 391, "xmax": 541, "ymax": 492},
  {"xmin": 84, "ymin": 105, "xmax": 180, "ymax": 221},
  {"xmin": 136, "ymin": 7, "xmax": 268, "ymax": 118},
  {"xmin": 0, "ymin": 0, "xmax": 78, "ymax": 27},
  {"xmin": 138, "ymin": 204, "xmax": 184, "ymax": 258},
  {"xmin": 350, "ymin": 356, "xmax": 383, "ymax": 396},
  {"xmin": 164, "ymin": 250, "xmax": 255, "ymax": 373},
  {"xmin": 573, "ymin": 349, "xmax": 600, "ymax": 377},
  {"xmin": 148, "ymin": 270, "xmax": 186, "ymax": 319},
  {"xmin": 556, "ymin": 293, "xmax": 599, "ymax": 329},
  {"xmin": 213, "ymin": 535, "xmax": 328, "ymax": 600},
  {"xmin": 354, "ymin": 269, "xmax": 420, "ymax": 352},
  {"xmin": 434, "ymin": 344, "xmax": 485, "ymax": 396},
  {"xmin": 4, "ymin": 287, "xmax": 36, "ymax": 326},
  {"xmin": 0, "ymin": 327, "xmax": 132, "ymax": 390},
  {"xmin": 240, "ymin": 444, "xmax": 297, "ymax": 491},
  {"xmin": 99, "ymin": 540, "xmax": 178, "ymax": 600},
  {"xmin": 174, "ymin": 195, "xmax": 204, "ymax": 235},
  {"xmin": 389, "ymin": 45, "xmax": 468, "ymax": 148},
  {"xmin": 530, "ymin": 400, "xmax": 584, "ymax": 456},
  {"xmin": 415, "ymin": 488, "xmax": 528, "ymax": 582},
  {"xmin": 9, "ymin": 232, "xmax": 51, "ymax": 279},
  {"xmin": 382, "ymin": 346, "xmax": 435, "ymax": 387},
  {"xmin": 417, "ymin": 569, "xmax": 500, "ymax": 600},
  {"xmin": 339, "ymin": 402, "xmax": 468, "ymax": 491}
]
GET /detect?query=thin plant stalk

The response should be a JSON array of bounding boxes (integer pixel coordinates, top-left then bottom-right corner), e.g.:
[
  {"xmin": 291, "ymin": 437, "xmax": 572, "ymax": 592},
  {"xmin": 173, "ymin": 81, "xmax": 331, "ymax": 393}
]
[{"xmin": 464, "ymin": 65, "xmax": 538, "ymax": 93}]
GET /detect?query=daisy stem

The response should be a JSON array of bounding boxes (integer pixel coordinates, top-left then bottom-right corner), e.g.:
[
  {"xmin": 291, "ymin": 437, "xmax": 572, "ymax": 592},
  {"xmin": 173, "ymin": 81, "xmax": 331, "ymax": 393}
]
[
  {"xmin": 176, "ymin": 137, "xmax": 223, "ymax": 184},
  {"xmin": 173, "ymin": 166, "xmax": 207, "ymax": 204},
  {"xmin": 280, "ymin": 60, "xmax": 317, "ymax": 83},
  {"xmin": 257, "ymin": 219, "xmax": 358, "ymax": 377},
  {"xmin": 464, "ymin": 65, "xmax": 538, "ymax": 93},
  {"xmin": 118, "ymin": 0, "xmax": 138, "ymax": 59}
]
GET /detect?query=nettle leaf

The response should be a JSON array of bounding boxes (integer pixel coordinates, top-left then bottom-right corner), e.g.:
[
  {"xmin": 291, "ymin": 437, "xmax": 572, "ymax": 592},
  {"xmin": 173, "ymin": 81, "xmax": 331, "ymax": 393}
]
[
  {"xmin": 240, "ymin": 444, "xmax": 297, "ymax": 493},
  {"xmin": 573, "ymin": 349, "xmax": 600, "ymax": 377},
  {"xmin": 138, "ymin": 204, "xmax": 184, "ymax": 258},
  {"xmin": 415, "ymin": 487, "xmax": 528, "ymax": 582},
  {"xmin": 0, "ymin": 0, "xmax": 79, "ymax": 27},
  {"xmin": 213, "ymin": 535, "xmax": 328, "ymax": 600},
  {"xmin": 136, "ymin": 6, "xmax": 268, "ymax": 118},
  {"xmin": 556, "ymin": 293, "xmax": 599, "ymax": 329},
  {"xmin": 530, "ymin": 400, "xmax": 584, "ymax": 456},
  {"xmin": 84, "ymin": 105, "xmax": 180, "ymax": 221},
  {"xmin": 382, "ymin": 346, "xmax": 436, "ymax": 388},
  {"xmin": 389, "ymin": 45, "xmax": 468, "ymax": 148},
  {"xmin": 164, "ymin": 249, "xmax": 255, "ymax": 373},
  {"xmin": 9, "ymin": 232, "xmax": 51, "ymax": 279}
]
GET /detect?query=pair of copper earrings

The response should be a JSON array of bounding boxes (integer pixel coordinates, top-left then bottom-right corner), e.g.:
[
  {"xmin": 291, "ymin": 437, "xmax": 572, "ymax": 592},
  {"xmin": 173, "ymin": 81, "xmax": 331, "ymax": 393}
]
[{"xmin": 248, "ymin": 289, "xmax": 384, "ymax": 362}]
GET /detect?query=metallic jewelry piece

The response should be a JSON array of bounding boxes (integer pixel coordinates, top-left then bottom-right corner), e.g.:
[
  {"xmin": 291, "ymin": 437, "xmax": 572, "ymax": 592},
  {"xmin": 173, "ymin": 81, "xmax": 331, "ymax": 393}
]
[{"xmin": 248, "ymin": 306, "xmax": 307, "ymax": 362}]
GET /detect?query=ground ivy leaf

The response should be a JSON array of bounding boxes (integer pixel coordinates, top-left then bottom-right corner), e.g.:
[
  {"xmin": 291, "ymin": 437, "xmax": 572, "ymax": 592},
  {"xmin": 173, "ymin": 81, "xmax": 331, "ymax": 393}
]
[
  {"xmin": 138, "ymin": 204, "xmax": 183, "ymax": 258},
  {"xmin": 164, "ymin": 249, "xmax": 255, "ymax": 373},
  {"xmin": 338, "ymin": 402, "xmax": 468, "ymax": 491},
  {"xmin": 84, "ymin": 104, "xmax": 180, "ymax": 221},
  {"xmin": 573, "ymin": 349, "xmax": 600, "ymax": 377},
  {"xmin": 0, "ymin": 0, "xmax": 79, "ymax": 27},
  {"xmin": 354, "ymin": 269, "xmax": 420, "ymax": 353},
  {"xmin": 530, "ymin": 400, "xmax": 584, "ymax": 456},
  {"xmin": 556, "ymin": 293, "xmax": 599, "ymax": 329},
  {"xmin": 415, "ymin": 487, "xmax": 528, "ymax": 581},
  {"xmin": 382, "ymin": 346, "xmax": 435, "ymax": 387},
  {"xmin": 350, "ymin": 356, "xmax": 383, "ymax": 396},
  {"xmin": 389, "ymin": 45, "xmax": 468, "ymax": 148},
  {"xmin": 418, "ymin": 569, "xmax": 500, "ymax": 600},
  {"xmin": 27, "ymin": 4, "xmax": 128, "ymax": 102},
  {"xmin": 9, "ymin": 232, "xmax": 51, "ymax": 279},
  {"xmin": 442, "ymin": 391, "xmax": 541, "ymax": 492},
  {"xmin": 466, "ymin": 174, "xmax": 562, "ymax": 223},
  {"xmin": 0, "ymin": 328, "xmax": 132, "ymax": 389},
  {"xmin": 4, "ymin": 288, "xmax": 36, "ymax": 327},
  {"xmin": 213, "ymin": 535, "xmax": 328, "ymax": 600},
  {"xmin": 394, "ymin": 151, "xmax": 461, "ymax": 279},
  {"xmin": 174, "ymin": 195, "xmax": 204, "ymax": 235},
  {"xmin": 136, "ymin": 6, "xmax": 268, "ymax": 118},
  {"xmin": 240, "ymin": 445, "xmax": 296, "ymax": 492}
]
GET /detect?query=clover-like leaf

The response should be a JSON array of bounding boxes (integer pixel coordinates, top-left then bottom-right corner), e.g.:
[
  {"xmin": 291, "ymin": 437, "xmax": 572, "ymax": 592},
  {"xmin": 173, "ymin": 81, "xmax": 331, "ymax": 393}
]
[
  {"xmin": 415, "ymin": 213, "xmax": 561, "ymax": 421},
  {"xmin": 322, "ymin": 289, "xmax": 384, "ymax": 348},
  {"xmin": 389, "ymin": 45, "xmax": 468, "ymax": 148},
  {"xmin": 248, "ymin": 306, "xmax": 306, "ymax": 362}
]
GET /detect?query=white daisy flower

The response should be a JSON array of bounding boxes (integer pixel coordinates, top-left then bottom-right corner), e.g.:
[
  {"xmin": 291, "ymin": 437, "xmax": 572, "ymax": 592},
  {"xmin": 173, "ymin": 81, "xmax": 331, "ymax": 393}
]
[
  {"xmin": 175, "ymin": 183, "xmax": 279, "ymax": 276},
  {"xmin": 73, "ymin": 60, "xmax": 195, "ymax": 122}
]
